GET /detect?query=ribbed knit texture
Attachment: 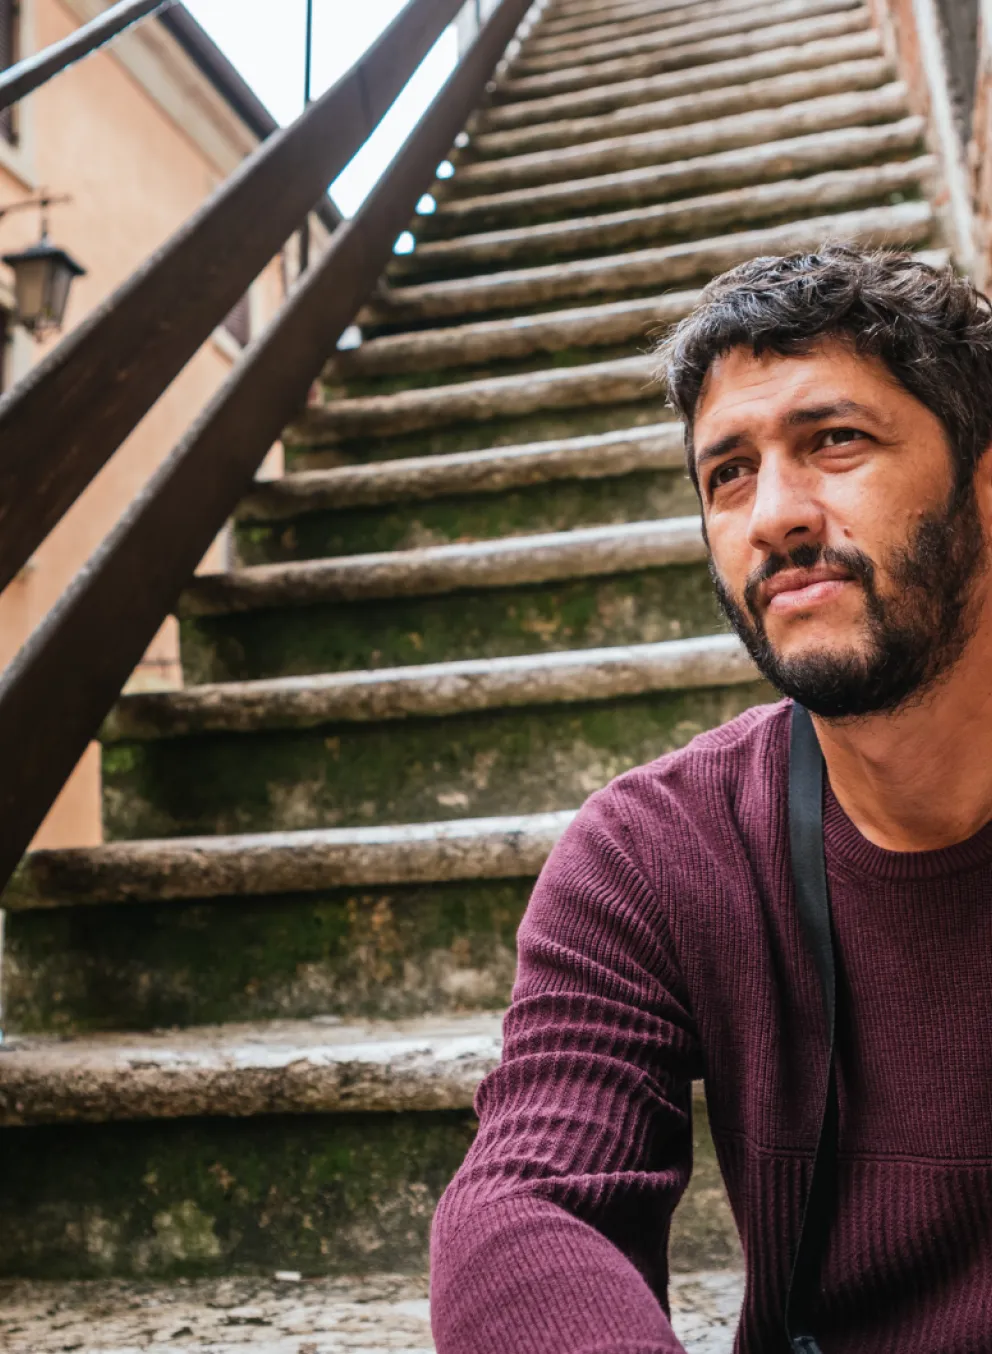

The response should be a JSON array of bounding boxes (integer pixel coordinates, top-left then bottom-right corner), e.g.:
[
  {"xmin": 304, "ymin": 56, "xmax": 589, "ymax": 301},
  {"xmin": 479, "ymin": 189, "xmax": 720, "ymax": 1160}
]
[{"xmin": 430, "ymin": 699, "xmax": 992, "ymax": 1352}]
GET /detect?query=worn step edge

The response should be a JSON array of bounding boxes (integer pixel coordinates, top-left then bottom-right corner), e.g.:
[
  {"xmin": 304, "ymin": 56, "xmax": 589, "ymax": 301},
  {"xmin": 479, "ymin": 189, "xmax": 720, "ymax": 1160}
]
[
  {"xmin": 396, "ymin": 157, "xmax": 932, "ymax": 276},
  {"xmin": 451, "ymin": 84, "xmax": 908, "ymax": 192},
  {"xmin": 470, "ymin": 57, "xmax": 893, "ymax": 158},
  {"xmin": 363, "ymin": 202, "xmax": 934, "ymax": 324},
  {"xmin": 513, "ymin": 0, "xmax": 858, "ymax": 75},
  {"xmin": 238, "ymin": 424, "xmax": 686, "ymax": 521},
  {"xmin": 416, "ymin": 119, "xmax": 925, "ymax": 234},
  {"xmin": 541, "ymin": 0, "xmax": 727, "ymax": 25},
  {"xmin": 6, "ymin": 810, "xmax": 578, "ymax": 909},
  {"xmin": 178, "ymin": 516, "xmax": 706, "ymax": 616},
  {"xmin": 107, "ymin": 633, "xmax": 751, "ymax": 740},
  {"xmin": 531, "ymin": 0, "xmax": 771, "ymax": 46},
  {"xmin": 335, "ymin": 291, "xmax": 701, "ymax": 379},
  {"xmin": 493, "ymin": 10, "xmax": 869, "ymax": 102},
  {"xmin": 475, "ymin": 32, "xmax": 883, "ymax": 131},
  {"xmin": 0, "ymin": 1013, "xmax": 509, "ymax": 1125},
  {"xmin": 297, "ymin": 354, "xmax": 659, "ymax": 442},
  {"xmin": 538, "ymin": 0, "xmax": 806, "ymax": 35}
]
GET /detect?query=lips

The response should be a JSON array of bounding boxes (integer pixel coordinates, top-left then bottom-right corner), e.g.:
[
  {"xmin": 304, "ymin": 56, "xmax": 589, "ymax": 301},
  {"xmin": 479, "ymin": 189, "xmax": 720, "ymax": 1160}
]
[{"xmin": 761, "ymin": 565, "xmax": 855, "ymax": 613}]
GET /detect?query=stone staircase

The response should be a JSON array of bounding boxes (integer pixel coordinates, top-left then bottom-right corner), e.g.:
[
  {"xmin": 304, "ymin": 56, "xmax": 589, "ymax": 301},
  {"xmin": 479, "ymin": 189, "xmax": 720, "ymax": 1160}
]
[{"xmin": 0, "ymin": 0, "xmax": 945, "ymax": 1344}]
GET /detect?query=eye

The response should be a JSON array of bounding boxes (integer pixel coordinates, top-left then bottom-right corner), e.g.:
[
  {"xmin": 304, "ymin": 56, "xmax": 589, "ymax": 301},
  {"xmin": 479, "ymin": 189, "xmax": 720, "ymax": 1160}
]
[
  {"xmin": 710, "ymin": 461, "xmax": 745, "ymax": 490},
  {"xmin": 819, "ymin": 426, "xmax": 867, "ymax": 448}
]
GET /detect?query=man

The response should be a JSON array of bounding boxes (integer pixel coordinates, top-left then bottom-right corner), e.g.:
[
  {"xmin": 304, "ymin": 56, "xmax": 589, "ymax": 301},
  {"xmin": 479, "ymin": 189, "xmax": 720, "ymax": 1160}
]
[{"xmin": 429, "ymin": 245, "xmax": 992, "ymax": 1353}]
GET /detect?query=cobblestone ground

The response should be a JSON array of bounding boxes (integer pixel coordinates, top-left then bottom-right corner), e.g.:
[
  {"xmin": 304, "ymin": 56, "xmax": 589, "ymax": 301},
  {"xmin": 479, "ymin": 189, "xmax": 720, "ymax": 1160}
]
[{"xmin": 0, "ymin": 1269, "xmax": 744, "ymax": 1352}]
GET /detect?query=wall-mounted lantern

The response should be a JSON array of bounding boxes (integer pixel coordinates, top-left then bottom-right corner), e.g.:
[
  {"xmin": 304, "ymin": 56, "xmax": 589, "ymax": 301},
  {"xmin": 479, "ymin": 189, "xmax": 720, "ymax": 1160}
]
[
  {"xmin": 0, "ymin": 193, "xmax": 85, "ymax": 338},
  {"xmin": 2, "ymin": 233, "xmax": 85, "ymax": 336}
]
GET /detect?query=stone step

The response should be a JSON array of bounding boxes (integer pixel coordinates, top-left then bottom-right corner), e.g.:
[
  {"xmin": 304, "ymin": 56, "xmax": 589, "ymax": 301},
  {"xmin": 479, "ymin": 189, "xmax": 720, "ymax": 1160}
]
[
  {"xmin": 175, "ymin": 529, "xmax": 724, "ymax": 686},
  {"xmin": 108, "ymin": 634, "xmax": 754, "ymax": 739},
  {"xmin": 539, "ymin": 0, "xmax": 777, "ymax": 32},
  {"xmin": 364, "ymin": 202, "xmax": 933, "ymax": 326},
  {"xmin": 240, "ymin": 425, "xmax": 686, "ymax": 518},
  {"xmin": 0, "ymin": 1012, "xmax": 504, "ymax": 1125},
  {"xmin": 303, "ymin": 355, "xmax": 659, "ymax": 444},
  {"xmin": 395, "ymin": 157, "xmax": 931, "ymax": 278},
  {"xmin": 532, "ymin": 0, "xmax": 772, "ymax": 46},
  {"xmin": 334, "ymin": 292, "xmax": 701, "ymax": 379},
  {"xmin": 493, "ymin": 9, "xmax": 870, "ymax": 102},
  {"xmin": 0, "ymin": 1013, "xmax": 738, "ymax": 1280},
  {"xmin": 446, "ymin": 85, "xmax": 907, "ymax": 194},
  {"xmin": 179, "ymin": 518, "xmax": 706, "ymax": 617},
  {"xmin": 6, "ymin": 811, "xmax": 575, "ymax": 909},
  {"xmin": 423, "ymin": 118, "xmax": 923, "ymax": 235},
  {"xmin": 103, "ymin": 677, "xmax": 763, "ymax": 841},
  {"xmin": 474, "ymin": 31, "xmax": 883, "ymax": 131},
  {"xmin": 232, "ymin": 424, "xmax": 695, "ymax": 564},
  {"xmin": 0, "ymin": 1270, "xmax": 747, "ymax": 1353},
  {"xmin": 470, "ymin": 56, "xmax": 892, "ymax": 158},
  {"xmin": 513, "ymin": 0, "xmax": 859, "ymax": 76}
]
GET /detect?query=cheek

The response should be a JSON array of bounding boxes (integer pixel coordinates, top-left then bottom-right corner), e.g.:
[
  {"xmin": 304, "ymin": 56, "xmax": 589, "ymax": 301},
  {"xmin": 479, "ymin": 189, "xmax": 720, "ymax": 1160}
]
[{"xmin": 705, "ymin": 519, "xmax": 753, "ymax": 597}]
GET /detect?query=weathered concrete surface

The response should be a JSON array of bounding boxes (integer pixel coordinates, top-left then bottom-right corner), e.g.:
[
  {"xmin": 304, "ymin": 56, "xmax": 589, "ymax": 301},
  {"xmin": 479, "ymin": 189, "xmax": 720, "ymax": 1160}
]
[
  {"xmin": 0, "ymin": 1269, "xmax": 745, "ymax": 1352},
  {"xmin": 532, "ymin": 0, "xmax": 776, "ymax": 48},
  {"xmin": 5, "ymin": 875, "xmax": 531, "ymax": 1030},
  {"xmin": 396, "ymin": 159, "xmax": 932, "ymax": 275},
  {"xmin": 294, "ymin": 355, "xmax": 660, "ymax": 443},
  {"xmin": 472, "ymin": 57, "xmax": 893, "ymax": 156},
  {"xmin": 475, "ymin": 32, "xmax": 883, "ymax": 130},
  {"xmin": 493, "ymin": 9, "xmax": 870, "ymax": 101},
  {"xmin": 5, "ymin": 811, "xmax": 575, "ymax": 909},
  {"xmin": 366, "ymin": 203, "xmax": 932, "ymax": 324},
  {"xmin": 332, "ymin": 293, "xmax": 699, "ymax": 378},
  {"xmin": 427, "ymin": 120, "xmax": 924, "ymax": 232},
  {"xmin": 106, "ymin": 635, "xmax": 755, "ymax": 739},
  {"xmin": 0, "ymin": 1013, "xmax": 505, "ymax": 1125},
  {"xmin": 237, "ymin": 425, "xmax": 686, "ymax": 519},
  {"xmin": 0, "ymin": 1268, "xmax": 746, "ymax": 1352},
  {"xmin": 450, "ymin": 86, "xmax": 908, "ymax": 192},
  {"xmin": 177, "ymin": 558, "xmax": 724, "ymax": 683},
  {"xmin": 0, "ymin": 1090, "xmax": 740, "ymax": 1279},
  {"xmin": 513, "ymin": 0, "xmax": 859, "ymax": 75},
  {"xmin": 179, "ymin": 518, "xmax": 707, "ymax": 616},
  {"xmin": 101, "ymin": 683, "xmax": 768, "ymax": 839}
]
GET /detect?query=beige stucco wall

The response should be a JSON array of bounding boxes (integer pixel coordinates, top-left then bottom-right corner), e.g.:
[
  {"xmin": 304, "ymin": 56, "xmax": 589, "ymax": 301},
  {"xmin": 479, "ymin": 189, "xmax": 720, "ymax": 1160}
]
[{"xmin": 0, "ymin": 0, "xmax": 287, "ymax": 848}]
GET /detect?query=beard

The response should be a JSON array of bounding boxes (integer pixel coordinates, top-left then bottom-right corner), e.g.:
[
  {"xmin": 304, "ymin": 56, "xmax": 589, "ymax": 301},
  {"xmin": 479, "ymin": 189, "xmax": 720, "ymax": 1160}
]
[{"xmin": 711, "ymin": 480, "xmax": 988, "ymax": 719}]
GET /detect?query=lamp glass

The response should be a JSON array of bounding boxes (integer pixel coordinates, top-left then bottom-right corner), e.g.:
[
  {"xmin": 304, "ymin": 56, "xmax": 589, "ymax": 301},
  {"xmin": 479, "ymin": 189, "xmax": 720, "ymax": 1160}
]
[{"xmin": 12, "ymin": 256, "xmax": 49, "ymax": 330}]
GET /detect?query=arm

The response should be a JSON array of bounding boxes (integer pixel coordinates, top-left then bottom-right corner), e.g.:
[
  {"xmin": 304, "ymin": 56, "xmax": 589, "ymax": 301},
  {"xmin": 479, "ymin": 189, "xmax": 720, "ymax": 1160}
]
[{"xmin": 430, "ymin": 784, "xmax": 703, "ymax": 1353}]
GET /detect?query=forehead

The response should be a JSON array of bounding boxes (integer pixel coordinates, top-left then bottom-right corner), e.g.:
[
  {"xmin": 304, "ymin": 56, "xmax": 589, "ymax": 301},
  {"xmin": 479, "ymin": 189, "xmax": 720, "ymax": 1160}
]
[{"xmin": 692, "ymin": 340, "xmax": 910, "ymax": 447}]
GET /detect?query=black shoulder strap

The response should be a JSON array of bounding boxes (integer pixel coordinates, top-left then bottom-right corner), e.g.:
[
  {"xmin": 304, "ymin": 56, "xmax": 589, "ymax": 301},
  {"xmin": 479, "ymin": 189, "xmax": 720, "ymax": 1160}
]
[{"xmin": 784, "ymin": 702, "xmax": 838, "ymax": 1354}]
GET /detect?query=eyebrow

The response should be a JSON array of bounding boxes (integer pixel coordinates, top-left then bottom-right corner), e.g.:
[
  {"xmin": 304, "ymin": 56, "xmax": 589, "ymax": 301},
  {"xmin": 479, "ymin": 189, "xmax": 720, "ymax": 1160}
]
[{"xmin": 694, "ymin": 399, "xmax": 889, "ymax": 475}]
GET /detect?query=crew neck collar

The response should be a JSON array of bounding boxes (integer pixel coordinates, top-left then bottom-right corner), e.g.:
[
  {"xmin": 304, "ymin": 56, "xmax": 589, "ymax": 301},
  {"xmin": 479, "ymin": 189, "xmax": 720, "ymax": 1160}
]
[{"xmin": 823, "ymin": 777, "xmax": 992, "ymax": 881}]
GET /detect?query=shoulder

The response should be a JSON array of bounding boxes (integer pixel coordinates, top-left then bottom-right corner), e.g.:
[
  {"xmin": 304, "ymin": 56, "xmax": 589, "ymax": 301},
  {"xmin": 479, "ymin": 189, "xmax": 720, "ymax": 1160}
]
[{"xmin": 583, "ymin": 698, "xmax": 792, "ymax": 876}]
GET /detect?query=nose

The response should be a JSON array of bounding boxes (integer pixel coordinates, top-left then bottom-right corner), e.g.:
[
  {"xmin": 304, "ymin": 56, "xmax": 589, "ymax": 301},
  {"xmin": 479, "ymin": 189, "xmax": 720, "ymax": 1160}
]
[{"xmin": 746, "ymin": 453, "xmax": 825, "ymax": 556}]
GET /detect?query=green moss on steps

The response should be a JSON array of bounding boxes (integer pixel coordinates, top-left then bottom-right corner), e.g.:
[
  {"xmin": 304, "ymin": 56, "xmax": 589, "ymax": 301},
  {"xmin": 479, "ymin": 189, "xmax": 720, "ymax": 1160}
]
[
  {"xmin": 102, "ymin": 684, "xmax": 771, "ymax": 841},
  {"xmin": 285, "ymin": 400, "xmax": 671, "ymax": 467},
  {"xmin": 4, "ymin": 879, "xmax": 530, "ymax": 1035},
  {"xmin": 0, "ymin": 1098, "xmax": 738, "ymax": 1279},
  {"xmin": 232, "ymin": 471, "xmax": 698, "ymax": 566},
  {"xmin": 179, "ymin": 565, "xmax": 722, "ymax": 684}
]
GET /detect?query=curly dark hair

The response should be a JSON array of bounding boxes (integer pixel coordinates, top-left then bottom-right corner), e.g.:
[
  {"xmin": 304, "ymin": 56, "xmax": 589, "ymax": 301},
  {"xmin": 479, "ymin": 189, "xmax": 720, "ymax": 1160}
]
[{"xmin": 656, "ymin": 245, "xmax": 992, "ymax": 495}]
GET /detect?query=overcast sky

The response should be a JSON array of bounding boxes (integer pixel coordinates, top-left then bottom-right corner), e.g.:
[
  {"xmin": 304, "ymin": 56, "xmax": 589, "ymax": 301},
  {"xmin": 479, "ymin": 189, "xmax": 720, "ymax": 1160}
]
[{"xmin": 184, "ymin": 0, "xmax": 458, "ymax": 216}]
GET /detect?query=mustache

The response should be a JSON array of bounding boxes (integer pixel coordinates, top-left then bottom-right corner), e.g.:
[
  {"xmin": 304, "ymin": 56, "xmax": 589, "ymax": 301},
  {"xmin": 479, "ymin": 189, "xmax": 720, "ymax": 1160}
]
[{"xmin": 742, "ymin": 542, "xmax": 876, "ymax": 621}]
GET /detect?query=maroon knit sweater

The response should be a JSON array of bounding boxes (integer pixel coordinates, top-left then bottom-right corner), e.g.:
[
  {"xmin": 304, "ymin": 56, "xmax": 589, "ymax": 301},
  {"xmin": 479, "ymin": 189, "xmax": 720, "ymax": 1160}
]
[{"xmin": 430, "ymin": 699, "xmax": 992, "ymax": 1353}]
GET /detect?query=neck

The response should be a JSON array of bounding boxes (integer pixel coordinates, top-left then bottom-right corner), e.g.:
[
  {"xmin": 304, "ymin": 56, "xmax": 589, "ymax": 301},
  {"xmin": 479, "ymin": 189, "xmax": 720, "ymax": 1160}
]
[{"xmin": 813, "ymin": 620, "xmax": 992, "ymax": 852}]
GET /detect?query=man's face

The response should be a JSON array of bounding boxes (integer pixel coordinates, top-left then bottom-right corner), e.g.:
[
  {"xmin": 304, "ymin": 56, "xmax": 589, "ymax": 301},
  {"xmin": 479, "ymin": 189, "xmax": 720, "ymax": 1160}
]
[{"xmin": 693, "ymin": 337, "xmax": 989, "ymax": 717}]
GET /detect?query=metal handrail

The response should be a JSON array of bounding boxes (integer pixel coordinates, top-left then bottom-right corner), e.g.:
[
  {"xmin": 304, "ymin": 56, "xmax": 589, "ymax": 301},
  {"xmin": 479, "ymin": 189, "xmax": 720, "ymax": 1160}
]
[
  {"xmin": 0, "ymin": 0, "xmax": 469, "ymax": 601},
  {"xmin": 0, "ymin": 0, "xmax": 175, "ymax": 111},
  {"xmin": 0, "ymin": 0, "xmax": 532, "ymax": 892}
]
